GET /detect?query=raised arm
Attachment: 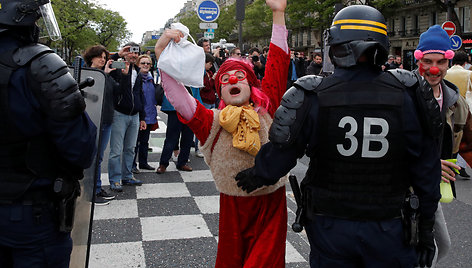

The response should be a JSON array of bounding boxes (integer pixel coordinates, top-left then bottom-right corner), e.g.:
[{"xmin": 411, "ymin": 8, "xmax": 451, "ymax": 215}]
[{"xmin": 262, "ymin": 0, "xmax": 290, "ymax": 116}]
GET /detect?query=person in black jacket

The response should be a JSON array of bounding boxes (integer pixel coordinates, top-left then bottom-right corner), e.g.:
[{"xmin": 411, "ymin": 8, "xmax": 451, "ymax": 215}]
[
  {"xmin": 0, "ymin": 1, "xmax": 96, "ymax": 266},
  {"xmin": 236, "ymin": 5, "xmax": 441, "ymax": 268},
  {"xmin": 108, "ymin": 42, "xmax": 146, "ymax": 192}
]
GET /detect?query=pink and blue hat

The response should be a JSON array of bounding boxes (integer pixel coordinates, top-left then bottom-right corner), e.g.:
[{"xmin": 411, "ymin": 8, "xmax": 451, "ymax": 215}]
[{"xmin": 414, "ymin": 25, "xmax": 454, "ymax": 60}]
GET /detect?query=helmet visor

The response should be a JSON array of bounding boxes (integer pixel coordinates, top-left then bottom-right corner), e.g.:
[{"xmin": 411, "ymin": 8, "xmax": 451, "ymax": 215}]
[{"xmin": 39, "ymin": 2, "xmax": 61, "ymax": 41}]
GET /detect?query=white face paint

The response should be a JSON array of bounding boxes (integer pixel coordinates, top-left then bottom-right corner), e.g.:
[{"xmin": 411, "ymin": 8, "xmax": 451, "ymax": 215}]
[{"xmin": 220, "ymin": 70, "xmax": 251, "ymax": 106}]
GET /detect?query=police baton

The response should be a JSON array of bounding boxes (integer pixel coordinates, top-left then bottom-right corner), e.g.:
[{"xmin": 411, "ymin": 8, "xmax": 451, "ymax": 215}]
[{"xmin": 289, "ymin": 175, "xmax": 304, "ymax": 232}]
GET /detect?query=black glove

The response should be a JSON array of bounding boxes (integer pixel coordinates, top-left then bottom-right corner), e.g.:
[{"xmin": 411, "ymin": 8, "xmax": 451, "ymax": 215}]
[
  {"xmin": 235, "ymin": 167, "xmax": 266, "ymax": 193},
  {"xmin": 416, "ymin": 216, "xmax": 436, "ymax": 268}
]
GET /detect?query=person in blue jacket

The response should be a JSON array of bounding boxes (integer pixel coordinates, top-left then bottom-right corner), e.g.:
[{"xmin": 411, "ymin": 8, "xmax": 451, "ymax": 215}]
[{"xmin": 0, "ymin": 1, "xmax": 97, "ymax": 266}]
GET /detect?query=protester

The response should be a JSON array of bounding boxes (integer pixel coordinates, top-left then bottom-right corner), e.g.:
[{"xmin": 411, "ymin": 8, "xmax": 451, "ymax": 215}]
[
  {"xmin": 0, "ymin": 1, "xmax": 97, "ymax": 266},
  {"xmin": 414, "ymin": 25, "xmax": 471, "ymax": 264},
  {"xmin": 108, "ymin": 42, "xmax": 146, "ymax": 192},
  {"xmin": 83, "ymin": 45, "xmax": 117, "ymax": 205},
  {"xmin": 132, "ymin": 54, "xmax": 160, "ymax": 172},
  {"xmin": 306, "ymin": 52, "xmax": 323, "ymax": 75},
  {"xmin": 154, "ymin": 0, "xmax": 290, "ymax": 266},
  {"xmin": 235, "ymin": 5, "xmax": 441, "ymax": 267}
]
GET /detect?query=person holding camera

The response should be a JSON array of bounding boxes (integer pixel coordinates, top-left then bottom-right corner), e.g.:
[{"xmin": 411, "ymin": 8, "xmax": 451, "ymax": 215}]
[
  {"xmin": 249, "ymin": 47, "xmax": 265, "ymax": 80},
  {"xmin": 108, "ymin": 42, "xmax": 146, "ymax": 192},
  {"xmin": 83, "ymin": 45, "xmax": 118, "ymax": 205}
]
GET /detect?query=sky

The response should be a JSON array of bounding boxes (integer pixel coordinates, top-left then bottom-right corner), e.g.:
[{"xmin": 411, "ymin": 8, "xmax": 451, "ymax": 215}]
[{"xmin": 93, "ymin": 0, "xmax": 191, "ymax": 43}]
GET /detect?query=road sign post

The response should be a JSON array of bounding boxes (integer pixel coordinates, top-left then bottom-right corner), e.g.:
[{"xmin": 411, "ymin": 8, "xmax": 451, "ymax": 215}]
[
  {"xmin": 450, "ymin": 35, "xmax": 463, "ymax": 50},
  {"xmin": 197, "ymin": 1, "xmax": 220, "ymax": 22}
]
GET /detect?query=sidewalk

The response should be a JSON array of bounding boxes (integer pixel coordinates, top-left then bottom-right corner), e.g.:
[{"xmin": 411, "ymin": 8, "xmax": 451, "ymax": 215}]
[{"xmin": 89, "ymin": 114, "xmax": 310, "ymax": 267}]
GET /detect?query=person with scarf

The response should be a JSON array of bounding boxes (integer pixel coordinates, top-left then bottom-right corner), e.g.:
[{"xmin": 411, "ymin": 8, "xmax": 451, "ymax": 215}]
[
  {"xmin": 154, "ymin": 0, "xmax": 289, "ymax": 266},
  {"xmin": 132, "ymin": 54, "xmax": 159, "ymax": 172}
]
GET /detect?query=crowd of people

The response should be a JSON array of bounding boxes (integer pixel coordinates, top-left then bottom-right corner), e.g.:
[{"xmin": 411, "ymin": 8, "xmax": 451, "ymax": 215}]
[{"xmin": 2, "ymin": 0, "xmax": 472, "ymax": 267}]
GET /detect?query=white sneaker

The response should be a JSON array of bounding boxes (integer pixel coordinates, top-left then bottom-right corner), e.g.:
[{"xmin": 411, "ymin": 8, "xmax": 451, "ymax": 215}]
[
  {"xmin": 172, "ymin": 155, "xmax": 178, "ymax": 162},
  {"xmin": 196, "ymin": 150, "xmax": 204, "ymax": 158}
]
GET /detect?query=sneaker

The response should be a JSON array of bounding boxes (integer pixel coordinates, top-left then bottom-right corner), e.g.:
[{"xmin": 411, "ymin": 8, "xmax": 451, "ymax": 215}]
[
  {"xmin": 132, "ymin": 167, "xmax": 140, "ymax": 174},
  {"xmin": 94, "ymin": 195, "xmax": 110, "ymax": 206},
  {"xmin": 110, "ymin": 182, "xmax": 123, "ymax": 192},
  {"xmin": 195, "ymin": 150, "xmax": 204, "ymax": 158},
  {"xmin": 122, "ymin": 178, "xmax": 143, "ymax": 186},
  {"xmin": 97, "ymin": 188, "xmax": 115, "ymax": 200}
]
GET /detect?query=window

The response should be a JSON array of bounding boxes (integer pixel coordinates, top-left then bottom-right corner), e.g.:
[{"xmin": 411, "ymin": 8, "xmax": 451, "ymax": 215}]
[{"xmin": 431, "ymin": 12, "xmax": 437, "ymax": 25}]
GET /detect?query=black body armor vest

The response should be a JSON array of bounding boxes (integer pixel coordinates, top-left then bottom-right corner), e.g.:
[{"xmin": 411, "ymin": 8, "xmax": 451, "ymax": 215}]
[
  {"xmin": 0, "ymin": 43, "xmax": 76, "ymax": 201},
  {"xmin": 305, "ymin": 73, "xmax": 410, "ymax": 220}
]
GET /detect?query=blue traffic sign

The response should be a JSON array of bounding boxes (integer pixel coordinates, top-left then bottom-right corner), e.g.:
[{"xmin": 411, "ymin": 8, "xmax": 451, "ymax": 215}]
[
  {"xmin": 197, "ymin": 0, "xmax": 220, "ymax": 22},
  {"xmin": 450, "ymin": 35, "xmax": 462, "ymax": 50}
]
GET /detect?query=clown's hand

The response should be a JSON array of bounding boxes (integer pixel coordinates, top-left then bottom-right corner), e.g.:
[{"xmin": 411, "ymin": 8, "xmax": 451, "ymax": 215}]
[{"xmin": 235, "ymin": 167, "xmax": 265, "ymax": 193}]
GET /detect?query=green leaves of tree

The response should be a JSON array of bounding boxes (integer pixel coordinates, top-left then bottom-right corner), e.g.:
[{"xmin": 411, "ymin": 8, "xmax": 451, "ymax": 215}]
[{"xmin": 48, "ymin": 0, "xmax": 130, "ymax": 64}]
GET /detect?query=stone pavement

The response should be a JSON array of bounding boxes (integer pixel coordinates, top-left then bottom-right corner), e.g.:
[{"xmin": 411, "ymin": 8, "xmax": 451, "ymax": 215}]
[{"xmin": 88, "ymin": 112, "xmax": 472, "ymax": 267}]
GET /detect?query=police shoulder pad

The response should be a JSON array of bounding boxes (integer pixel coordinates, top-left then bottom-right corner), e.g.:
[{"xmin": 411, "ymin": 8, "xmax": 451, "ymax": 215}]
[
  {"xmin": 387, "ymin": 68, "xmax": 418, "ymax": 88},
  {"xmin": 294, "ymin": 75, "xmax": 323, "ymax": 91}
]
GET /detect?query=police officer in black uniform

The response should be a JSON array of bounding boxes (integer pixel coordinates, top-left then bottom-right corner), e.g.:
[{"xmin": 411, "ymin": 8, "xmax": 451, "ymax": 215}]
[
  {"xmin": 0, "ymin": 1, "xmax": 97, "ymax": 267},
  {"xmin": 236, "ymin": 5, "xmax": 441, "ymax": 268}
]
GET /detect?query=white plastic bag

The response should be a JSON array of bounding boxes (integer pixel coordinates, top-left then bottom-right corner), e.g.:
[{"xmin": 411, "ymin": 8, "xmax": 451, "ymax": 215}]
[{"xmin": 157, "ymin": 23, "xmax": 205, "ymax": 87}]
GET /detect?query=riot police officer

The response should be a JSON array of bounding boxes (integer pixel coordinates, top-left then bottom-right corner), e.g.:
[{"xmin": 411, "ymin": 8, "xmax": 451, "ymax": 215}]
[
  {"xmin": 236, "ymin": 5, "xmax": 441, "ymax": 268},
  {"xmin": 0, "ymin": 1, "xmax": 96, "ymax": 267}
]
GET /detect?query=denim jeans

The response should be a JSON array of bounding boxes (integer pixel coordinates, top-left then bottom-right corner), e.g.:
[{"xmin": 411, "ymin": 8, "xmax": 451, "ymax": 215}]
[
  {"xmin": 133, "ymin": 127, "xmax": 151, "ymax": 167},
  {"xmin": 160, "ymin": 111, "xmax": 193, "ymax": 168},
  {"xmin": 95, "ymin": 123, "xmax": 112, "ymax": 194},
  {"xmin": 108, "ymin": 110, "xmax": 139, "ymax": 184}
]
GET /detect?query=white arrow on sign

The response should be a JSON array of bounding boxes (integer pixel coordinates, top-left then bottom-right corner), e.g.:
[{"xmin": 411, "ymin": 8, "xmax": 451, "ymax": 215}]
[{"xmin": 199, "ymin": 23, "xmax": 218, "ymax": 29}]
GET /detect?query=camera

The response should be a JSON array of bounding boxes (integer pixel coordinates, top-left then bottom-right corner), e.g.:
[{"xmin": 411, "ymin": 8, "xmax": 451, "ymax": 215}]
[
  {"xmin": 130, "ymin": 46, "xmax": 140, "ymax": 53},
  {"xmin": 219, "ymin": 48, "xmax": 225, "ymax": 58},
  {"xmin": 252, "ymin": 55, "xmax": 259, "ymax": 62},
  {"xmin": 110, "ymin": 61, "xmax": 126, "ymax": 69}
]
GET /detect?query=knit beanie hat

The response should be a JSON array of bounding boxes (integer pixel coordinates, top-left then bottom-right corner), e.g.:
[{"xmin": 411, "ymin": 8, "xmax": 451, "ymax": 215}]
[
  {"xmin": 414, "ymin": 25, "xmax": 454, "ymax": 60},
  {"xmin": 215, "ymin": 58, "xmax": 260, "ymax": 98}
]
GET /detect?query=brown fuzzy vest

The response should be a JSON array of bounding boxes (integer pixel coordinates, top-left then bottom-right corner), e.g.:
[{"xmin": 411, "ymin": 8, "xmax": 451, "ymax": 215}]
[{"xmin": 200, "ymin": 109, "xmax": 288, "ymax": 196}]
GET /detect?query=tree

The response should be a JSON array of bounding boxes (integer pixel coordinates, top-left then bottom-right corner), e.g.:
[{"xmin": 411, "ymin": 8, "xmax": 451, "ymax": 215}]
[
  {"xmin": 44, "ymin": 0, "xmax": 130, "ymax": 64},
  {"xmin": 243, "ymin": 0, "xmax": 272, "ymax": 42},
  {"xmin": 92, "ymin": 7, "xmax": 131, "ymax": 51}
]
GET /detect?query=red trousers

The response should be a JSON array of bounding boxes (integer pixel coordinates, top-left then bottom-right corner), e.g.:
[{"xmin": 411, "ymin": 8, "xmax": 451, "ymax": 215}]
[{"xmin": 215, "ymin": 186, "xmax": 287, "ymax": 268}]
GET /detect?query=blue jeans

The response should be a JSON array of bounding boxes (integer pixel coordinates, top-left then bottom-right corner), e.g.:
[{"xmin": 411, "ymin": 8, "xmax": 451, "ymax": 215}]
[
  {"xmin": 133, "ymin": 126, "xmax": 151, "ymax": 167},
  {"xmin": 108, "ymin": 111, "xmax": 139, "ymax": 184},
  {"xmin": 160, "ymin": 111, "xmax": 193, "ymax": 168},
  {"xmin": 96, "ymin": 123, "xmax": 112, "ymax": 194}
]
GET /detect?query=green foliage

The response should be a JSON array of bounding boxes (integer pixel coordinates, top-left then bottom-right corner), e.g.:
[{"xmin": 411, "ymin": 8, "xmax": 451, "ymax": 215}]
[
  {"xmin": 46, "ymin": 0, "xmax": 130, "ymax": 64},
  {"xmin": 286, "ymin": 0, "xmax": 338, "ymax": 31},
  {"xmin": 179, "ymin": 14, "xmax": 201, "ymax": 41},
  {"xmin": 215, "ymin": 4, "xmax": 237, "ymax": 41},
  {"xmin": 243, "ymin": 0, "xmax": 272, "ymax": 41},
  {"xmin": 369, "ymin": 0, "xmax": 405, "ymax": 17}
]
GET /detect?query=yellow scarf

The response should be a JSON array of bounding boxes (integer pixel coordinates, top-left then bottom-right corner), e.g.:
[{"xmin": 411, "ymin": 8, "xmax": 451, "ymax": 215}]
[{"xmin": 219, "ymin": 105, "xmax": 261, "ymax": 156}]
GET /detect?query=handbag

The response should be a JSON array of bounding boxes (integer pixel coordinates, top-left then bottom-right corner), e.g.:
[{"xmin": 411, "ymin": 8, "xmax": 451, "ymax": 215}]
[
  {"xmin": 155, "ymin": 83, "xmax": 164, "ymax": 106},
  {"xmin": 157, "ymin": 23, "xmax": 205, "ymax": 88}
]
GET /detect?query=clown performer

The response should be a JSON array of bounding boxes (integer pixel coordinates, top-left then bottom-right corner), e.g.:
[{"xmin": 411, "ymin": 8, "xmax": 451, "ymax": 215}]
[
  {"xmin": 154, "ymin": 0, "xmax": 289, "ymax": 266},
  {"xmin": 414, "ymin": 25, "xmax": 471, "ymax": 266}
]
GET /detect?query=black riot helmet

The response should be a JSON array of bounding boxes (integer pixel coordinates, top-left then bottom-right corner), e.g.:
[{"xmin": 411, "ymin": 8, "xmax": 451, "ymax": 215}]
[
  {"xmin": 0, "ymin": 0, "xmax": 61, "ymax": 41},
  {"xmin": 327, "ymin": 5, "xmax": 389, "ymax": 68}
]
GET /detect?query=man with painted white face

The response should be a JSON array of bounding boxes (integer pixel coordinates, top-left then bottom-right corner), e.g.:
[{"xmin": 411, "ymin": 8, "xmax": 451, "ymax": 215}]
[
  {"xmin": 235, "ymin": 5, "xmax": 442, "ymax": 267},
  {"xmin": 154, "ymin": 0, "xmax": 289, "ymax": 266}
]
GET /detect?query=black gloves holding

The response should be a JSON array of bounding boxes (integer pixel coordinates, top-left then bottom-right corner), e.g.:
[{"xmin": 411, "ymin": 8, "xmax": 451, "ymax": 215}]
[
  {"xmin": 416, "ymin": 216, "xmax": 436, "ymax": 268},
  {"xmin": 235, "ymin": 167, "xmax": 267, "ymax": 193}
]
